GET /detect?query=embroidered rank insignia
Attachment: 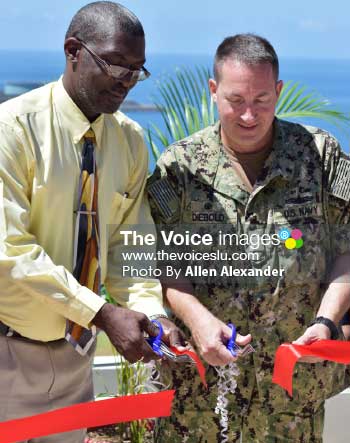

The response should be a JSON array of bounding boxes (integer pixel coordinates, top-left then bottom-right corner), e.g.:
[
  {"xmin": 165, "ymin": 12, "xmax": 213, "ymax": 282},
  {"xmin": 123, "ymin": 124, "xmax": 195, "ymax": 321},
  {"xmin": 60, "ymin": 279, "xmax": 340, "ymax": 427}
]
[
  {"xmin": 148, "ymin": 178, "xmax": 179, "ymax": 221},
  {"xmin": 330, "ymin": 158, "xmax": 350, "ymax": 201}
]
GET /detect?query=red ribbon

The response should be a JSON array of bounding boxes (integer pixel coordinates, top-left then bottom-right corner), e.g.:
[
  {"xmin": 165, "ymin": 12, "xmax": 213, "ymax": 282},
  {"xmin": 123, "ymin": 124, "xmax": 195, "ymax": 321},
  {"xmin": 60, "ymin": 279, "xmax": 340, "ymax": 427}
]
[
  {"xmin": 272, "ymin": 340, "xmax": 350, "ymax": 396},
  {"xmin": 0, "ymin": 390, "xmax": 174, "ymax": 443},
  {"xmin": 170, "ymin": 346, "xmax": 207, "ymax": 387}
]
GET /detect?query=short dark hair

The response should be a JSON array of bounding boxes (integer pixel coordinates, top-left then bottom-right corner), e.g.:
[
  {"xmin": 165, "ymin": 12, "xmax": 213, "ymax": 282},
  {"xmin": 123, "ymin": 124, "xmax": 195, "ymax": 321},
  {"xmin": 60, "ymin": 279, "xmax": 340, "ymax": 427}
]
[
  {"xmin": 214, "ymin": 34, "xmax": 279, "ymax": 81},
  {"xmin": 65, "ymin": 1, "xmax": 144, "ymax": 45}
]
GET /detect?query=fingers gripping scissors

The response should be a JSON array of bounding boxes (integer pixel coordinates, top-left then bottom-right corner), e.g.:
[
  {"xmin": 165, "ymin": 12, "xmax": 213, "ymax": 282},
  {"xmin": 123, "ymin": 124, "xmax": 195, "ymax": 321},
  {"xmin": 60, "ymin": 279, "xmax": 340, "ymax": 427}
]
[
  {"xmin": 147, "ymin": 320, "xmax": 195, "ymax": 363},
  {"xmin": 226, "ymin": 323, "xmax": 255, "ymax": 357}
]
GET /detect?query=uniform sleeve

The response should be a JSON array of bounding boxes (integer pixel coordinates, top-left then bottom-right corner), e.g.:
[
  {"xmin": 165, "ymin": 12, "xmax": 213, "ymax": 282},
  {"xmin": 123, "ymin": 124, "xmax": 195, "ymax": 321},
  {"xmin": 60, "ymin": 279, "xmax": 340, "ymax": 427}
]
[
  {"xmin": 0, "ymin": 123, "xmax": 105, "ymax": 330},
  {"xmin": 147, "ymin": 147, "xmax": 184, "ymax": 226},
  {"xmin": 326, "ymin": 137, "xmax": 350, "ymax": 257},
  {"xmin": 105, "ymin": 129, "xmax": 166, "ymax": 317},
  {"xmin": 147, "ymin": 147, "xmax": 191, "ymax": 288}
]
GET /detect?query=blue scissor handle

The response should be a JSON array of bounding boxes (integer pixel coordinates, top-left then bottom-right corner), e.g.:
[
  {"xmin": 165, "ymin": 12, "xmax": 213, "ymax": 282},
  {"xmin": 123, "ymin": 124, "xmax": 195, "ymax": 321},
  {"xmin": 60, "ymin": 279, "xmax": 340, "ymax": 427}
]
[
  {"xmin": 226, "ymin": 323, "xmax": 237, "ymax": 357},
  {"xmin": 147, "ymin": 319, "xmax": 164, "ymax": 356}
]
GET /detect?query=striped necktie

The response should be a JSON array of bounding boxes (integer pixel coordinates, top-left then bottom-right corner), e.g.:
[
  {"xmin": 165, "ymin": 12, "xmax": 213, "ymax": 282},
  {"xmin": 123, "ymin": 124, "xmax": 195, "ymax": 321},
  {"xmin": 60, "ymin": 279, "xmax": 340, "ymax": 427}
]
[{"xmin": 66, "ymin": 129, "xmax": 101, "ymax": 355}]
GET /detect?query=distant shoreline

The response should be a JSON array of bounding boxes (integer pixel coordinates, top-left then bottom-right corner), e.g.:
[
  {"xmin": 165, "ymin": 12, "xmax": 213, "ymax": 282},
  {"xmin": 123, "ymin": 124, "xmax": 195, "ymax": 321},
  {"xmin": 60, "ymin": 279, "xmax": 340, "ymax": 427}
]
[
  {"xmin": 0, "ymin": 92, "xmax": 159, "ymax": 112},
  {"xmin": 0, "ymin": 82, "xmax": 159, "ymax": 112},
  {"xmin": 120, "ymin": 100, "xmax": 158, "ymax": 112}
]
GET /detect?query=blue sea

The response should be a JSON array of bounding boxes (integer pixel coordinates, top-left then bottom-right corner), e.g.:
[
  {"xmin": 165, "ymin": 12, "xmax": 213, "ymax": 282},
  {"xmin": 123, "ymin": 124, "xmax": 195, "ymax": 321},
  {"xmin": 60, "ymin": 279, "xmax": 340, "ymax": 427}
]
[{"xmin": 1, "ymin": 50, "xmax": 349, "ymax": 170}]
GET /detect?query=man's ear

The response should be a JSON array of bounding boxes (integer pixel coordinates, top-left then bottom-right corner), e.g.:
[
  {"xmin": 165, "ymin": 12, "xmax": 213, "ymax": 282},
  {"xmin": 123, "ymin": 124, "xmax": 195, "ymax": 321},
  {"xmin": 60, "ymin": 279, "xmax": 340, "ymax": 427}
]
[
  {"xmin": 64, "ymin": 37, "xmax": 81, "ymax": 64},
  {"xmin": 276, "ymin": 80, "xmax": 284, "ymax": 98},
  {"xmin": 209, "ymin": 78, "xmax": 217, "ymax": 101}
]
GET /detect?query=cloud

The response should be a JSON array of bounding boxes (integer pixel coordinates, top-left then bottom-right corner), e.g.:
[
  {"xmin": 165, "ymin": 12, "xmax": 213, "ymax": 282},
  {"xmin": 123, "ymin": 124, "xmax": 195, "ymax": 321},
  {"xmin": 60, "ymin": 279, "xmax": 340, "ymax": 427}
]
[{"xmin": 298, "ymin": 19, "xmax": 328, "ymax": 32}]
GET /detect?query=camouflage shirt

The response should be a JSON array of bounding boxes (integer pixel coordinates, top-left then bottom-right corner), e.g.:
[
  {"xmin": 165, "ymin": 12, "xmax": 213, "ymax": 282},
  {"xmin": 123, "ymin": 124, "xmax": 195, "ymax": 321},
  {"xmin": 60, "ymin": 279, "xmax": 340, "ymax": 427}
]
[{"xmin": 148, "ymin": 119, "xmax": 350, "ymax": 411}]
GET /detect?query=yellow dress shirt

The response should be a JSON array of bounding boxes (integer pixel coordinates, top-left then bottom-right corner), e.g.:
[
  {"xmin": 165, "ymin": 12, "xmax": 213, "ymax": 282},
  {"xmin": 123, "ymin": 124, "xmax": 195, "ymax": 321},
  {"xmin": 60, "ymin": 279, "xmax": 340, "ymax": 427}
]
[{"xmin": 0, "ymin": 78, "xmax": 166, "ymax": 341}]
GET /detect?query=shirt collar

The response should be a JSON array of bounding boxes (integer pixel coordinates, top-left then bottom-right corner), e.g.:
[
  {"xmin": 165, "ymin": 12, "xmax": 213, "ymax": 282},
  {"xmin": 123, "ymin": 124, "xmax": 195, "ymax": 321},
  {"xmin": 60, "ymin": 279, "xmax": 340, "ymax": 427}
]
[{"xmin": 53, "ymin": 77, "xmax": 105, "ymax": 148}]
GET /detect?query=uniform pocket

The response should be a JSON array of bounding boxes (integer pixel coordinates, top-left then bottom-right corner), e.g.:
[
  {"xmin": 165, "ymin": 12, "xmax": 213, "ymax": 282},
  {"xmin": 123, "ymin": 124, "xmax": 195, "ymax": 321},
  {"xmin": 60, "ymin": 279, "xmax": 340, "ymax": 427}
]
[
  {"xmin": 273, "ymin": 201, "xmax": 323, "ymax": 225},
  {"xmin": 272, "ymin": 202, "xmax": 328, "ymax": 285},
  {"xmin": 190, "ymin": 200, "xmax": 236, "ymax": 224}
]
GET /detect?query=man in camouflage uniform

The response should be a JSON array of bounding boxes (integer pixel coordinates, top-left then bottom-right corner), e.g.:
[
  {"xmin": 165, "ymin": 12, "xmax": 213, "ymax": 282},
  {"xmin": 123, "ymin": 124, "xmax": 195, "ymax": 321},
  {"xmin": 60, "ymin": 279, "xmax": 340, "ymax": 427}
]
[{"xmin": 148, "ymin": 34, "xmax": 350, "ymax": 442}]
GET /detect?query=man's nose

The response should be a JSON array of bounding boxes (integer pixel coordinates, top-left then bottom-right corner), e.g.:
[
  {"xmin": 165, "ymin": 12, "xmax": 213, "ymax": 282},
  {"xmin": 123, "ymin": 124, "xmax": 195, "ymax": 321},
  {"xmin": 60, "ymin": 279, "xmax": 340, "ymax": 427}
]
[
  {"xmin": 240, "ymin": 106, "xmax": 257, "ymax": 123},
  {"xmin": 117, "ymin": 72, "xmax": 137, "ymax": 88}
]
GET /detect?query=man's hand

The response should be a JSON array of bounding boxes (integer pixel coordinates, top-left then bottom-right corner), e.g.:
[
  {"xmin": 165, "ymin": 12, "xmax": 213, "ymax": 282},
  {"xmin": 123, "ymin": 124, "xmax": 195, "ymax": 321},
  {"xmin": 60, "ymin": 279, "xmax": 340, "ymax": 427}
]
[
  {"xmin": 162, "ymin": 282, "xmax": 251, "ymax": 366},
  {"xmin": 292, "ymin": 323, "xmax": 331, "ymax": 363},
  {"xmin": 191, "ymin": 311, "xmax": 251, "ymax": 366},
  {"xmin": 92, "ymin": 303, "xmax": 160, "ymax": 363},
  {"xmin": 156, "ymin": 317, "xmax": 188, "ymax": 351}
]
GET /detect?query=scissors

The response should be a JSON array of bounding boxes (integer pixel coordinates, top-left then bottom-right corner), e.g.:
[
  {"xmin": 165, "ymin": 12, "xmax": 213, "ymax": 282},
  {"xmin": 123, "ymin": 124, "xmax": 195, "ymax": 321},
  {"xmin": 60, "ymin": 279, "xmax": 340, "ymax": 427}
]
[
  {"xmin": 147, "ymin": 320, "xmax": 195, "ymax": 364},
  {"xmin": 226, "ymin": 323, "xmax": 255, "ymax": 357}
]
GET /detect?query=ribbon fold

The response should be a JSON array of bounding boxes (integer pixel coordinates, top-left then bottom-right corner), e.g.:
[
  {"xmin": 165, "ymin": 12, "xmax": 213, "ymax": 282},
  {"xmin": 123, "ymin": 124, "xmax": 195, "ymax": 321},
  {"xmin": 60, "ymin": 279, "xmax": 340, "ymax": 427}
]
[
  {"xmin": 273, "ymin": 340, "xmax": 350, "ymax": 396},
  {"xmin": 170, "ymin": 346, "xmax": 207, "ymax": 387}
]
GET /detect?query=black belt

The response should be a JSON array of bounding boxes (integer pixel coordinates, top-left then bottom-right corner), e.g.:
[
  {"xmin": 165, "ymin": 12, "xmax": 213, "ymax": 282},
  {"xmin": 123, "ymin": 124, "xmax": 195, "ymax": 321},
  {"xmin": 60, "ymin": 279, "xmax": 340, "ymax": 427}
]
[
  {"xmin": 0, "ymin": 321, "xmax": 66, "ymax": 343},
  {"xmin": 0, "ymin": 321, "xmax": 22, "ymax": 337},
  {"xmin": 0, "ymin": 321, "xmax": 9, "ymax": 335}
]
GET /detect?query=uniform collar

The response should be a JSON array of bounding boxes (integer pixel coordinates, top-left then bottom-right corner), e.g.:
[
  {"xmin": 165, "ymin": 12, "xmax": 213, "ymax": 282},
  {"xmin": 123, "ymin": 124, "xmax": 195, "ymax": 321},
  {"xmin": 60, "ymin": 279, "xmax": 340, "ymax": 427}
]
[
  {"xmin": 53, "ymin": 77, "xmax": 105, "ymax": 148},
  {"xmin": 255, "ymin": 119, "xmax": 296, "ymax": 188},
  {"xmin": 189, "ymin": 118, "xmax": 296, "ymax": 197}
]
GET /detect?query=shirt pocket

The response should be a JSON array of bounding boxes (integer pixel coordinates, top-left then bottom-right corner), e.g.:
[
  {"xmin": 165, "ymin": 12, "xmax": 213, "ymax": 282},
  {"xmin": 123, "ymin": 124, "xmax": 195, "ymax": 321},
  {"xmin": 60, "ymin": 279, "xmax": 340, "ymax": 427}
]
[
  {"xmin": 190, "ymin": 200, "xmax": 237, "ymax": 224},
  {"xmin": 272, "ymin": 201, "xmax": 328, "ymax": 285},
  {"xmin": 183, "ymin": 198, "xmax": 240, "ymax": 286},
  {"xmin": 184, "ymin": 182, "xmax": 239, "ymax": 226},
  {"xmin": 108, "ymin": 192, "xmax": 135, "ymax": 226}
]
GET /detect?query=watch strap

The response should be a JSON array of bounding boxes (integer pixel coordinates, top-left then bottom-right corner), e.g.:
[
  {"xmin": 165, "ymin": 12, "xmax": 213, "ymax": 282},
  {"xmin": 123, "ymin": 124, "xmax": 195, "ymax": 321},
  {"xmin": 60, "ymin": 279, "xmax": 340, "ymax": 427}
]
[{"xmin": 309, "ymin": 316, "xmax": 339, "ymax": 340}]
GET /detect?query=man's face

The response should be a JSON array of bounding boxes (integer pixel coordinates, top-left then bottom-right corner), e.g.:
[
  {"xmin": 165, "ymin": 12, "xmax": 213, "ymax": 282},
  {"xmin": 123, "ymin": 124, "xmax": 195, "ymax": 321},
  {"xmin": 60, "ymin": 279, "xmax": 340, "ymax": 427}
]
[
  {"xmin": 209, "ymin": 60, "xmax": 283, "ymax": 153},
  {"xmin": 68, "ymin": 31, "xmax": 146, "ymax": 121}
]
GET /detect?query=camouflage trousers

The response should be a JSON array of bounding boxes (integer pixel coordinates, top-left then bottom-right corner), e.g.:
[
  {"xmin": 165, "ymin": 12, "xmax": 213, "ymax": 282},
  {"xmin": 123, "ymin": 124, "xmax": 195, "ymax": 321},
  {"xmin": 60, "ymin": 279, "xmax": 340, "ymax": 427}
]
[{"xmin": 153, "ymin": 362, "xmax": 324, "ymax": 443}]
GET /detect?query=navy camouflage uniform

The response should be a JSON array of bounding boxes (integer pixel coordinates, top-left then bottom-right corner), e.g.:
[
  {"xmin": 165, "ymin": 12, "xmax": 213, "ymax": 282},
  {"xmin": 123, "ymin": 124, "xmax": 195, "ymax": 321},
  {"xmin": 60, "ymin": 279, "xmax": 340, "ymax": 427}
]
[{"xmin": 147, "ymin": 119, "xmax": 350, "ymax": 442}]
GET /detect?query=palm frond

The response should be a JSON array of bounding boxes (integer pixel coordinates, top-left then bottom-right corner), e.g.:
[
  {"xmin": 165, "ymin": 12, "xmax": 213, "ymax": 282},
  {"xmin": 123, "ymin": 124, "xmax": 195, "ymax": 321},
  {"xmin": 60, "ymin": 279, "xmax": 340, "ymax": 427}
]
[
  {"xmin": 148, "ymin": 66, "xmax": 216, "ymax": 153},
  {"xmin": 276, "ymin": 81, "xmax": 307, "ymax": 114},
  {"xmin": 146, "ymin": 67, "xmax": 350, "ymax": 162},
  {"xmin": 276, "ymin": 81, "xmax": 350, "ymax": 131},
  {"xmin": 146, "ymin": 126, "xmax": 162, "ymax": 164}
]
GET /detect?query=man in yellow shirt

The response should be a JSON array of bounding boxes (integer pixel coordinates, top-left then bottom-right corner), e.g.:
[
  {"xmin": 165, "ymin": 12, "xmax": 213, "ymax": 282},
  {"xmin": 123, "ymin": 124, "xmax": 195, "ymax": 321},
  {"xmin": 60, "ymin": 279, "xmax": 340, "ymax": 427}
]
[{"xmin": 0, "ymin": 2, "xmax": 182, "ymax": 441}]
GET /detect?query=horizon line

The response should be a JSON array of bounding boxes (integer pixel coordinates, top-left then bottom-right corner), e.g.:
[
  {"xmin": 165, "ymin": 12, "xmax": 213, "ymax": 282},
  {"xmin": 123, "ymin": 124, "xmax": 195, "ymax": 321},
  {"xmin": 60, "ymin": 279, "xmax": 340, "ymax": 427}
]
[{"xmin": 0, "ymin": 49, "xmax": 350, "ymax": 62}]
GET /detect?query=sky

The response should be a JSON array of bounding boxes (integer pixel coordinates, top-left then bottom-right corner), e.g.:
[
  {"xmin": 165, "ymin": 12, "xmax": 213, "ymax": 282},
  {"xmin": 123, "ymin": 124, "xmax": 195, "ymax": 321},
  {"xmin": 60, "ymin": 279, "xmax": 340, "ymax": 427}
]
[{"xmin": 1, "ymin": 0, "xmax": 349, "ymax": 58}]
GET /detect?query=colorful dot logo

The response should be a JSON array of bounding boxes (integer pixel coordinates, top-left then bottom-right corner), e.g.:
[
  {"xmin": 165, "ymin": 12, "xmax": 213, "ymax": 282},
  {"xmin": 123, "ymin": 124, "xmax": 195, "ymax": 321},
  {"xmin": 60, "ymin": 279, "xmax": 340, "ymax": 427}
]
[
  {"xmin": 278, "ymin": 228, "xmax": 304, "ymax": 249},
  {"xmin": 278, "ymin": 228, "xmax": 290, "ymax": 241}
]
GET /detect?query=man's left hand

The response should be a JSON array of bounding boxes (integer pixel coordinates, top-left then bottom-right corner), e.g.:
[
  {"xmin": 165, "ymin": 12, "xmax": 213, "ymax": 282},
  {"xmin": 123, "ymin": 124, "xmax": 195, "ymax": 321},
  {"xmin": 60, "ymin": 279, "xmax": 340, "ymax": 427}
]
[{"xmin": 292, "ymin": 323, "xmax": 331, "ymax": 363}]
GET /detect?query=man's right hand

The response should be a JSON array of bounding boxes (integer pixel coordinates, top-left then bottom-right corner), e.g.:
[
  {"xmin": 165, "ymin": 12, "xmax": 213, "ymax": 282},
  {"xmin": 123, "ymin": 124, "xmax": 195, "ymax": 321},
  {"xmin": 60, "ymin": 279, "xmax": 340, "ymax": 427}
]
[
  {"xmin": 92, "ymin": 303, "xmax": 160, "ymax": 363},
  {"xmin": 163, "ymin": 282, "xmax": 252, "ymax": 366},
  {"xmin": 191, "ymin": 311, "xmax": 252, "ymax": 366}
]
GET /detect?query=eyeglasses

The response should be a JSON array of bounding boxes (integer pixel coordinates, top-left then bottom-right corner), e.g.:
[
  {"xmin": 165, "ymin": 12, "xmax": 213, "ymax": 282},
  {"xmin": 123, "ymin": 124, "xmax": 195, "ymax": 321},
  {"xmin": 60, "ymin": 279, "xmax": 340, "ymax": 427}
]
[{"xmin": 77, "ymin": 39, "xmax": 151, "ymax": 84}]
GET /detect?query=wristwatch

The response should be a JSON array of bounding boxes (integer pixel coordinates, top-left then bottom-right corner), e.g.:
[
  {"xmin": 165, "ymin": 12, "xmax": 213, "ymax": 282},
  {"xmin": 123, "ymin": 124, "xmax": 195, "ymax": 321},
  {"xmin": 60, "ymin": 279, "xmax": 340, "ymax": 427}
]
[
  {"xmin": 149, "ymin": 314, "xmax": 168, "ymax": 320},
  {"xmin": 309, "ymin": 316, "xmax": 339, "ymax": 340}
]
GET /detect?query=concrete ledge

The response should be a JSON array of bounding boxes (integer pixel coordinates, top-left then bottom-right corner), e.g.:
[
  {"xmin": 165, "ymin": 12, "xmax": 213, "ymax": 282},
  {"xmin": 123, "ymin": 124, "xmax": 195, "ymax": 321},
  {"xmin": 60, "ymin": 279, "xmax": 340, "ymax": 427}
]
[{"xmin": 93, "ymin": 356, "xmax": 121, "ymax": 397}]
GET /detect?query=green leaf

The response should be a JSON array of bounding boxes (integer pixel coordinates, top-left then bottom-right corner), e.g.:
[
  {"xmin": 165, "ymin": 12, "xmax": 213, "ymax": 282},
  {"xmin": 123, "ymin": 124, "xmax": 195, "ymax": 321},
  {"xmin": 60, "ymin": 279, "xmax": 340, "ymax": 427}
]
[
  {"xmin": 146, "ymin": 127, "xmax": 161, "ymax": 164},
  {"xmin": 168, "ymin": 76, "xmax": 189, "ymax": 131},
  {"xmin": 149, "ymin": 123, "xmax": 169, "ymax": 147},
  {"xmin": 148, "ymin": 68, "xmax": 350, "ymax": 157}
]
